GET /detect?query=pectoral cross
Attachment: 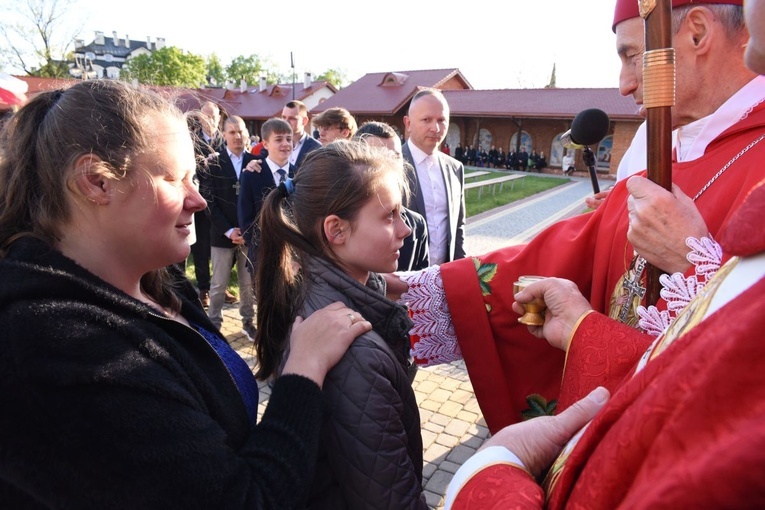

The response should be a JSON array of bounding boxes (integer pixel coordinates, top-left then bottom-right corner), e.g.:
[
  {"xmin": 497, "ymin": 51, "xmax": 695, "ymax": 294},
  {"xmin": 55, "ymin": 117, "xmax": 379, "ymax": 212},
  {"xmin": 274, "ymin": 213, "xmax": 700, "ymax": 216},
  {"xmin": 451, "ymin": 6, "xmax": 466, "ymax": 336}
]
[
  {"xmin": 618, "ymin": 256, "xmax": 647, "ymax": 323},
  {"xmin": 233, "ymin": 180, "xmax": 241, "ymax": 196}
]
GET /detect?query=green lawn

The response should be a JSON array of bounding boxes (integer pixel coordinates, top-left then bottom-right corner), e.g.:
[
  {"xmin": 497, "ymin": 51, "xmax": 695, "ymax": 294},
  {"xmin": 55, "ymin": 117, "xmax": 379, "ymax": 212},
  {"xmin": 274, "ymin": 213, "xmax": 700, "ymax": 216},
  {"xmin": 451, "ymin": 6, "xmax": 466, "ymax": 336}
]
[{"xmin": 464, "ymin": 169, "xmax": 568, "ymax": 217}]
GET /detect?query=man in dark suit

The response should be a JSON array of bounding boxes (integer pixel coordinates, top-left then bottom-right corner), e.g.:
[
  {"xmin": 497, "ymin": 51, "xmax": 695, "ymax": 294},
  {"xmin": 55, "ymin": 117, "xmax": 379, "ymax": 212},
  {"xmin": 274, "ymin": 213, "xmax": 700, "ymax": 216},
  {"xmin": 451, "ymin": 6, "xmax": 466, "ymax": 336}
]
[
  {"xmin": 206, "ymin": 115, "xmax": 256, "ymax": 337},
  {"xmin": 402, "ymin": 89, "xmax": 466, "ymax": 264},
  {"xmin": 238, "ymin": 118, "xmax": 295, "ymax": 274},
  {"xmin": 188, "ymin": 101, "xmax": 221, "ymax": 308},
  {"xmin": 282, "ymin": 100, "xmax": 321, "ymax": 171},
  {"xmin": 518, "ymin": 147, "xmax": 529, "ymax": 171}
]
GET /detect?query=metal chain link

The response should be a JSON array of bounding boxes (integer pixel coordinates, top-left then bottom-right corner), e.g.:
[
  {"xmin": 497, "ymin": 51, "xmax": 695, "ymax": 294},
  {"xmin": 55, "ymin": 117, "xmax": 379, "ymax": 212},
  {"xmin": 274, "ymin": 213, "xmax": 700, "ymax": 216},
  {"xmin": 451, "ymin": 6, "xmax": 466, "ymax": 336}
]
[{"xmin": 692, "ymin": 133, "xmax": 765, "ymax": 201}]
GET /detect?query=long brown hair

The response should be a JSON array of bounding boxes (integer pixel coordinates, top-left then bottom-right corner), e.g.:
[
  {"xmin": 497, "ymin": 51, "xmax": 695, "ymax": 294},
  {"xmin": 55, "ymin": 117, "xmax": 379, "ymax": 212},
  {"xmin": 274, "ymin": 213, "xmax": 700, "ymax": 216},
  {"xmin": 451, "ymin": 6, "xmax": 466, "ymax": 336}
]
[
  {"xmin": 0, "ymin": 80, "xmax": 186, "ymax": 309},
  {"xmin": 254, "ymin": 139, "xmax": 407, "ymax": 379}
]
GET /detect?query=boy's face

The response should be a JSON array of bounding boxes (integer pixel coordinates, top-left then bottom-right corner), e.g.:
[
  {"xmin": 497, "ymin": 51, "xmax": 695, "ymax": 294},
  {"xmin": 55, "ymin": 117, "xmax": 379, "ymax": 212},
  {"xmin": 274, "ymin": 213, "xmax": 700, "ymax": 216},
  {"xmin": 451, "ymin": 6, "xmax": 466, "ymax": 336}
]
[{"xmin": 264, "ymin": 131, "xmax": 293, "ymax": 166}]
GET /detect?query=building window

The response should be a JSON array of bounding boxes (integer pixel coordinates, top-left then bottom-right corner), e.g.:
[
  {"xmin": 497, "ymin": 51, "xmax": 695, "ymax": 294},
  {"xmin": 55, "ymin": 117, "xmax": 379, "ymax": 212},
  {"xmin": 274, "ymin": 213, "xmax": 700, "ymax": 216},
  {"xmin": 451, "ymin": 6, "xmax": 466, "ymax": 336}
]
[
  {"xmin": 597, "ymin": 135, "xmax": 613, "ymax": 172},
  {"xmin": 510, "ymin": 131, "xmax": 532, "ymax": 153},
  {"xmin": 445, "ymin": 124, "xmax": 461, "ymax": 152},
  {"xmin": 479, "ymin": 128, "xmax": 492, "ymax": 151},
  {"xmin": 550, "ymin": 133, "xmax": 566, "ymax": 167}
]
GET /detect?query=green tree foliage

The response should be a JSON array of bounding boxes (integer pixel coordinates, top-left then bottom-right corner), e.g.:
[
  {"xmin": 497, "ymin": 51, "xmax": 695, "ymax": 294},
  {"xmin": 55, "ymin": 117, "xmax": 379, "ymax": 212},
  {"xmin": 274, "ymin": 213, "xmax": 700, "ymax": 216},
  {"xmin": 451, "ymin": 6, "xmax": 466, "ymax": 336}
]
[
  {"xmin": 225, "ymin": 54, "xmax": 280, "ymax": 86},
  {"xmin": 121, "ymin": 46, "xmax": 206, "ymax": 87},
  {"xmin": 0, "ymin": 0, "xmax": 78, "ymax": 77},
  {"xmin": 316, "ymin": 68, "xmax": 347, "ymax": 89},
  {"xmin": 205, "ymin": 53, "xmax": 226, "ymax": 87}
]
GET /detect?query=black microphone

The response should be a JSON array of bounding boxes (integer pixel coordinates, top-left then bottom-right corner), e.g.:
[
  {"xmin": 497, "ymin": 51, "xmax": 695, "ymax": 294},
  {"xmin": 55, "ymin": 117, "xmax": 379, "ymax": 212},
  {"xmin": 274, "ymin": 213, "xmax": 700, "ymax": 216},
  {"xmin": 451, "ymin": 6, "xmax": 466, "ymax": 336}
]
[{"xmin": 562, "ymin": 108, "xmax": 610, "ymax": 194}]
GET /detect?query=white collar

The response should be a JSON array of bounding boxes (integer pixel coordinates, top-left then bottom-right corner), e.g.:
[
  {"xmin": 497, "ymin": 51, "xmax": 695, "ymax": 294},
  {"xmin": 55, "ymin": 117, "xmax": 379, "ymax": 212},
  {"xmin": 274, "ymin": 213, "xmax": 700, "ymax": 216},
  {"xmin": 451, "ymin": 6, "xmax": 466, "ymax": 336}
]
[{"xmin": 676, "ymin": 76, "xmax": 765, "ymax": 162}]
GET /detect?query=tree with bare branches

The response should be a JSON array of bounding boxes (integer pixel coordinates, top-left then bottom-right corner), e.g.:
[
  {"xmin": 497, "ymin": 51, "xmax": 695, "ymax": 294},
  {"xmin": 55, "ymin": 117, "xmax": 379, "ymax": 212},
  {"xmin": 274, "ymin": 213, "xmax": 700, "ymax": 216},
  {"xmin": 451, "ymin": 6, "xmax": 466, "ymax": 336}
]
[{"xmin": 0, "ymin": 0, "xmax": 79, "ymax": 77}]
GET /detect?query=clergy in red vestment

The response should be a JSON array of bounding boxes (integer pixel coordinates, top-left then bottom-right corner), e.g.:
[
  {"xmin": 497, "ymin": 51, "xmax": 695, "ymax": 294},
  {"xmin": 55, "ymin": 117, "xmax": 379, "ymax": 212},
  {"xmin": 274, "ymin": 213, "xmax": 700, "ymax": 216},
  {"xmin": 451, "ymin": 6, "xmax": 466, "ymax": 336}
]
[
  {"xmin": 442, "ymin": 3, "xmax": 765, "ymax": 505},
  {"xmin": 398, "ymin": 0, "xmax": 765, "ymax": 434},
  {"xmin": 445, "ymin": 179, "xmax": 765, "ymax": 510}
]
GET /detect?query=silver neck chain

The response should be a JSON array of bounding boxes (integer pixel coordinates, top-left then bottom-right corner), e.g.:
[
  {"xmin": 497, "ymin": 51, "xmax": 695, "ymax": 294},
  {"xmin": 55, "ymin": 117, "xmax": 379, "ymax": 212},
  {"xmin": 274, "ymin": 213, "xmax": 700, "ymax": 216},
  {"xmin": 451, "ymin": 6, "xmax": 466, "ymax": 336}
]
[{"xmin": 692, "ymin": 133, "xmax": 765, "ymax": 201}]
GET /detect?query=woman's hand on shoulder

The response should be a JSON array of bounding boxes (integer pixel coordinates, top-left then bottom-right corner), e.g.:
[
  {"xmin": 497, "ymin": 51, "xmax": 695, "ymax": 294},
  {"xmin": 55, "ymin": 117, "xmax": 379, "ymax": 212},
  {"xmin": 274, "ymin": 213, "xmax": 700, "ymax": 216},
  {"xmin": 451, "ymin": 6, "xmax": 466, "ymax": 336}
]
[{"xmin": 282, "ymin": 302, "xmax": 372, "ymax": 388}]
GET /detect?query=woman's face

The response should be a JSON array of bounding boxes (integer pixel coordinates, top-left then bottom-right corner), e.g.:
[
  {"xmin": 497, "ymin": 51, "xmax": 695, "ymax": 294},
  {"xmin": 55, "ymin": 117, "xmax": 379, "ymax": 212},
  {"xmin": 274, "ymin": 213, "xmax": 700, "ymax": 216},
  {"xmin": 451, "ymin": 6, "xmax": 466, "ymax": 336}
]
[
  {"xmin": 333, "ymin": 172, "xmax": 411, "ymax": 284},
  {"xmin": 109, "ymin": 116, "xmax": 206, "ymax": 274}
]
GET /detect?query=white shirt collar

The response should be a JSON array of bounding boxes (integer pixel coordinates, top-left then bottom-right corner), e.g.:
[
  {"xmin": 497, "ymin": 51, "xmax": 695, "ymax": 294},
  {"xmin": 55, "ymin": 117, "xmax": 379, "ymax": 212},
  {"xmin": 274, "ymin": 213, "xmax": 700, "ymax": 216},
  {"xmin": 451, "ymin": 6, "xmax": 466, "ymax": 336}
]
[{"xmin": 407, "ymin": 139, "xmax": 437, "ymax": 167}]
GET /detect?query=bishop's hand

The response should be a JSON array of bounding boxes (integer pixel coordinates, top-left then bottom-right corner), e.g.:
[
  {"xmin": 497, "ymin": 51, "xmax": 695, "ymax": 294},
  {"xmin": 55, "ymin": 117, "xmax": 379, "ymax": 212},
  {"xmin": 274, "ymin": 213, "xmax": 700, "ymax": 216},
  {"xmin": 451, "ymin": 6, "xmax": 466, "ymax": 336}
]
[
  {"xmin": 512, "ymin": 278, "xmax": 592, "ymax": 351},
  {"xmin": 626, "ymin": 176, "xmax": 708, "ymax": 274}
]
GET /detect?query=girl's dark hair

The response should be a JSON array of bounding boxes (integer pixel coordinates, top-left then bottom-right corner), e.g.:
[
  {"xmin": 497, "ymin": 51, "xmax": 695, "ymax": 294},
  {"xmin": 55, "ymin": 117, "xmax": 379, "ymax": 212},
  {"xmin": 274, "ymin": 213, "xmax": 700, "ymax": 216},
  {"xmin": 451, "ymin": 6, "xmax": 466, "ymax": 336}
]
[
  {"xmin": 254, "ymin": 139, "xmax": 407, "ymax": 379},
  {"xmin": 0, "ymin": 79, "xmax": 186, "ymax": 310}
]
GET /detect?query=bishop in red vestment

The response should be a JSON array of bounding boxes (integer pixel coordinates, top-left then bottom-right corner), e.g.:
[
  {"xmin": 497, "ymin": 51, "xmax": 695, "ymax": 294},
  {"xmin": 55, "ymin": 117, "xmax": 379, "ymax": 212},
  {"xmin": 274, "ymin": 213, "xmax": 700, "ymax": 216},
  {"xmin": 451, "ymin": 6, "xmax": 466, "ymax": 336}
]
[
  {"xmin": 447, "ymin": 177, "xmax": 765, "ymax": 509},
  {"xmin": 440, "ymin": 101, "xmax": 765, "ymax": 431}
]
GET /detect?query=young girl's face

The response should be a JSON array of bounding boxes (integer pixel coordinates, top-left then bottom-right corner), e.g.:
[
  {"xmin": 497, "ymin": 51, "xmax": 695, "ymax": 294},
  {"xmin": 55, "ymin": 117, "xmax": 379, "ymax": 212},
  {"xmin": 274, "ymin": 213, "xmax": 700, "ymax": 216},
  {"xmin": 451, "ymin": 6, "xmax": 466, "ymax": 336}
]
[{"xmin": 334, "ymin": 172, "xmax": 412, "ymax": 284}]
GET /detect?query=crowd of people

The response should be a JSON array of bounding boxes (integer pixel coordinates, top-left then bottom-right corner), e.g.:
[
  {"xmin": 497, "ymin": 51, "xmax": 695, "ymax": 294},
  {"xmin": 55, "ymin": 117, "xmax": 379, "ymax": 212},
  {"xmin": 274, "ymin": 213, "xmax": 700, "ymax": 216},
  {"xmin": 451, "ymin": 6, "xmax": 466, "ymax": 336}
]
[
  {"xmin": 451, "ymin": 144, "xmax": 548, "ymax": 172},
  {"xmin": 1, "ymin": 0, "xmax": 764, "ymax": 508}
]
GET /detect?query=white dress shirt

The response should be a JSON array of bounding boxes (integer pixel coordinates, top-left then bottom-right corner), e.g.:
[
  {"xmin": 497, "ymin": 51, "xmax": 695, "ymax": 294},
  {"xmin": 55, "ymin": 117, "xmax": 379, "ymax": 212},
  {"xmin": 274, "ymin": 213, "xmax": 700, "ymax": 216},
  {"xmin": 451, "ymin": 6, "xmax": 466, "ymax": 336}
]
[
  {"xmin": 266, "ymin": 156, "xmax": 289, "ymax": 183},
  {"xmin": 227, "ymin": 148, "xmax": 244, "ymax": 179},
  {"xmin": 289, "ymin": 133, "xmax": 307, "ymax": 166}
]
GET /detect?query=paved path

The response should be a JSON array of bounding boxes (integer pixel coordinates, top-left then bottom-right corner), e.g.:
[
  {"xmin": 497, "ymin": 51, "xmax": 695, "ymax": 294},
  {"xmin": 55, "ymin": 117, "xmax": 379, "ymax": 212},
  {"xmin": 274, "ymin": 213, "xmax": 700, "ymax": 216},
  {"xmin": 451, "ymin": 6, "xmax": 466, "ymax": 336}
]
[{"xmin": 221, "ymin": 173, "xmax": 609, "ymax": 509}]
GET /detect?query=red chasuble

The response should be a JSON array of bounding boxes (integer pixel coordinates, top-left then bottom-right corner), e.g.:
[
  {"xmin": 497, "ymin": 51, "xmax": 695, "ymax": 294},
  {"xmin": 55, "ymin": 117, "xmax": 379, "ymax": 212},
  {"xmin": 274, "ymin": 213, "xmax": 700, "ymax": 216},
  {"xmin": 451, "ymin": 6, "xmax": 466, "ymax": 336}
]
[
  {"xmin": 441, "ymin": 104, "xmax": 765, "ymax": 433},
  {"xmin": 452, "ymin": 180, "xmax": 765, "ymax": 509}
]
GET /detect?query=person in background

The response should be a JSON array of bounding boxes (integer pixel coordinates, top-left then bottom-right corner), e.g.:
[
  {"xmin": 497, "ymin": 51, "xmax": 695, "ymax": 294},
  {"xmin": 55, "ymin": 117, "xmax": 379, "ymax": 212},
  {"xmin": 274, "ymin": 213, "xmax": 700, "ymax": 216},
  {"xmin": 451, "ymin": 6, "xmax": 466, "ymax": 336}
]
[
  {"xmin": 454, "ymin": 143, "xmax": 465, "ymax": 164},
  {"xmin": 497, "ymin": 147, "xmax": 507, "ymax": 169},
  {"xmin": 206, "ymin": 115, "xmax": 257, "ymax": 338},
  {"xmin": 535, "ymin": 151, "xmax": 548, "ymax": 172},
  {"xmin": 313, "ymin": 107, "xmax": 357, "ymax": 145},
  {"xmin": 254, "ymin": 140, "xmax": 427, "ymax": 509},
  {"xmin": 188, "ymin": 100, "xmax": 221, "ymax": 308},
  {"xmin": 518, "ymin": 146, "xmax": 529, "ymax": 171},
  {"xmin": 282, "ymin": 100, "xmax": 322, "ymax": 171},
  {"xmin": 0, "ymin": 79, "xmax": 372, "ymax": 508},
  {"xmin": 402, "ymin": 88, "xmax": 466, "ymax": 265},
  {"xmin": 239, "ymin": 118, "xmax": 295, "ymax": 284},
  {"xmin": 488, "ymin": 145, "xmax": 498, "ymax": 168},
  {"xmin": 506, "ymin": 148, "xmax": 518, "ymax": 170},
  {"xmin": 249, "ymin": 134, "xmax": 261, "ymax": 154},
  {"xmin": 561, "ymin": 150, "xmax": 575, "ymax": 175}
]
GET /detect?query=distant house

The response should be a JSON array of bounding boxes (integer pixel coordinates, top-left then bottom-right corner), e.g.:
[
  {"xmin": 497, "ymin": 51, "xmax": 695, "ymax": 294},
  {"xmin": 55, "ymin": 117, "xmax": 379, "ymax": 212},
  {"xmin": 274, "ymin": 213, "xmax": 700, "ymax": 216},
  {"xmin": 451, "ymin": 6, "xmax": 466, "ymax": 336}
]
[
  {"xmin": 3, "ymin": 73, "xmax": 336, "ymax": 140},
  {"xmin": 69, "ymin": 31, "xmax": 166, "ymax": 80},
  {"xmin": 2, "ymin": 67, "xmax": 643, "ymax": 176},
  {"xmin": 176, "ymin": 72, "xmax": 337, "ymax": 137},
  {"xmin": 313, "ymin": 68, "xmax": 642, "ymax": 176}
]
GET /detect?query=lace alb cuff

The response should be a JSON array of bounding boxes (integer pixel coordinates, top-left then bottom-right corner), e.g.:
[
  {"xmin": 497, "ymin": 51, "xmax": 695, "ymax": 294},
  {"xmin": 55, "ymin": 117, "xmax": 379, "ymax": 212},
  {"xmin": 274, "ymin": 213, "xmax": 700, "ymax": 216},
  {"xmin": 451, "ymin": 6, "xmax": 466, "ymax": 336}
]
[
  {"xmin": 398, "ymin": 266, "xmax": 463, "ymax": 366},
  {"xmin": 637, "ymin": 235, "xmax": 722, "ymax": 336}
]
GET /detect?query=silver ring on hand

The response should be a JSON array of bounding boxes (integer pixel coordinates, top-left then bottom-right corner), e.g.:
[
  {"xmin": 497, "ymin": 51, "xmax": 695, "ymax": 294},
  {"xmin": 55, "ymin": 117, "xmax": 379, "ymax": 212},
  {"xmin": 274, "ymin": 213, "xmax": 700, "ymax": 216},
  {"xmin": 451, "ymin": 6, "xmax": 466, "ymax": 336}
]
[{"xmin": 347, "ymin": 313, "xmax": 355, "ymax": 326}]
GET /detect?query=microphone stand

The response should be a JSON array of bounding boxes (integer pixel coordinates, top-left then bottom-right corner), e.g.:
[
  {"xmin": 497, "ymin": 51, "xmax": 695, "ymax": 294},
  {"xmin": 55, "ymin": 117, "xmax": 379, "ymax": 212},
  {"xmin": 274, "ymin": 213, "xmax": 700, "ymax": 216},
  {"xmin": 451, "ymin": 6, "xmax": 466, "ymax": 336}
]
[{"xmin": 582, "ymin": 146, "xmax": 600, "ymax": 194}]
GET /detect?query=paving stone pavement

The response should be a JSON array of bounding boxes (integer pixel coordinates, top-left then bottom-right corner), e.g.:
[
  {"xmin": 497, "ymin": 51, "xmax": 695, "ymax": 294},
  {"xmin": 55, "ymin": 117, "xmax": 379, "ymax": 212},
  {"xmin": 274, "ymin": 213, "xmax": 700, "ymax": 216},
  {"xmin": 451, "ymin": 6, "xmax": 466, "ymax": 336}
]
[{"xmin": 220, "ymin": 172, "xmax": 610, "ymax": 509}]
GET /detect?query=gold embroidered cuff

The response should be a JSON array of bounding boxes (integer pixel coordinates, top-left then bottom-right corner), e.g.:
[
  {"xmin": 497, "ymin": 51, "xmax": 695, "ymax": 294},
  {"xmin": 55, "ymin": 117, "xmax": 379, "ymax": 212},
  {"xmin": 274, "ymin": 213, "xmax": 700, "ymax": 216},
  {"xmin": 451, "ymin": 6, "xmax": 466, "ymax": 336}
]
[{"xmin": 565, "ymin": 309, "xmax": 596, "ymax": 353}]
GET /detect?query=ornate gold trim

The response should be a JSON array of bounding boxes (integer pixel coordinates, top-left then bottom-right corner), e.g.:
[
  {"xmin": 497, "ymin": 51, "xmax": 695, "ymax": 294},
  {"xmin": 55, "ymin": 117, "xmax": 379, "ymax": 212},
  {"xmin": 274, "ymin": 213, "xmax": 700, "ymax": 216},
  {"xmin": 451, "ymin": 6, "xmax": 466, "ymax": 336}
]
[{"xmin": 639, "ymin": 0, "xmax": 656, "ymax": 19}]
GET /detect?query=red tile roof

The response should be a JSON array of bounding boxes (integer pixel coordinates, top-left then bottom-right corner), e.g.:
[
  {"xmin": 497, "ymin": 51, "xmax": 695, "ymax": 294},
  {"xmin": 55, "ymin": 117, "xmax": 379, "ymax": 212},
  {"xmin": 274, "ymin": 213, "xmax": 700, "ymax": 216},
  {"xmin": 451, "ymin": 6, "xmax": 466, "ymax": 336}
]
[
  {"xmin": 176, "ymin": 81, "xmax": 336, "ymax": 119},
  {"xmin": 442, "ymin": 88, "xmax": 641, "ymax": 120},
  {"xmin": 312, "ymin": 68, "xmax": 472, "ymax": 115},
  {"xmin": 2, "ymin": 76, "xmax": 336, "ymax": 120}
]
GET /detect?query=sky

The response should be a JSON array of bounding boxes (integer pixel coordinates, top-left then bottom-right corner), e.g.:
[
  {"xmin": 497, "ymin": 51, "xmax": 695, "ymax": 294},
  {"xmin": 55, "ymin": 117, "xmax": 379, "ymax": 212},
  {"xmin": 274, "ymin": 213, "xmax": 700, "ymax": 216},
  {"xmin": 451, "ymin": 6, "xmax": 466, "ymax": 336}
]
[{"xmin": 21, "ymin": 0, "xmax": 623, "ymax": 90}]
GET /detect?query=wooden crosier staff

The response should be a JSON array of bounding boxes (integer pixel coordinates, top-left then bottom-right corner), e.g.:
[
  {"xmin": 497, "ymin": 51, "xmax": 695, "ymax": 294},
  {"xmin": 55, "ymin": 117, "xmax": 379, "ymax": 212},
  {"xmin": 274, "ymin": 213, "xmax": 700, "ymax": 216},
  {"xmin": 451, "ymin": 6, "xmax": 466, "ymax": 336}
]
[{"xmin": 641, "ymin": 0, "xmax": 675, "ymax": 305}]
